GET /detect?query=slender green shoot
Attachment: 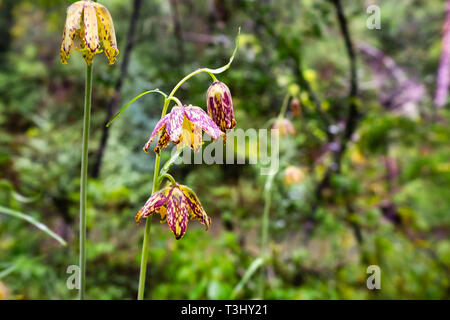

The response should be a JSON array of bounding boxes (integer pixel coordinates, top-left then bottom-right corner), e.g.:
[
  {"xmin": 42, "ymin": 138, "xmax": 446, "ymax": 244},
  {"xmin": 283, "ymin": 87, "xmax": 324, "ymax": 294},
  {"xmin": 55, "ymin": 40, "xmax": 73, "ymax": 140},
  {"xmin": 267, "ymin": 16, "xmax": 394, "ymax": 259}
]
[
  {"xmin": 231, "ymin": 257, "xmax": 264, "ymax": 299},
  {"xmin": 78, "ymin": 63, "xmax": 93, "ymax": 300},
  {"xmin": 0, "ymin": 264, "xmax": 17, "ymax": 280},
  {"xmin": 0, "ymin": 205, "xmax": 67, "ymax": 246},
  {"xmin": 107, "ymin": 89, "xmax": 168, "ymax": 127}
]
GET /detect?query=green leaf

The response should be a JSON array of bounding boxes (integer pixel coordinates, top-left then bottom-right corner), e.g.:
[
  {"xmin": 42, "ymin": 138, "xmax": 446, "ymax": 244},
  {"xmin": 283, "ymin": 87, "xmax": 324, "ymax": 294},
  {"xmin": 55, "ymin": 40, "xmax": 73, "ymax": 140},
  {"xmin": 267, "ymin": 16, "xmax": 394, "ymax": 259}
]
[
  {"xmin": 0, "ymin": 264, "xmax": 17, "ymax": 280},
  {"xmin": 230, "ymin": 257, "xmax": 264, "ymax": 299},
  {"xmin": 0, "ymin": 205, "xmax": 67, "ymax": 246},
  {"xmin": 159, "ymin": 147, "xmax": 185, "ymax": 177},
  {"xmin": 106, "ymin": 89, "xmax": 168, "ymax": 127}
]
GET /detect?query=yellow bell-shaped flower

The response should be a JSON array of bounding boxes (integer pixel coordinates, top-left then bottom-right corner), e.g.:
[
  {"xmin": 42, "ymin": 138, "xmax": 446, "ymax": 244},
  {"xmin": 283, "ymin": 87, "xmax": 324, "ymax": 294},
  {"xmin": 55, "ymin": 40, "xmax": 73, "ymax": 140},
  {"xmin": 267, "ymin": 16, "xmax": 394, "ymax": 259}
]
[{"xmin": 60, "ymin": 0, "xmax": 119, "ymax": 66}]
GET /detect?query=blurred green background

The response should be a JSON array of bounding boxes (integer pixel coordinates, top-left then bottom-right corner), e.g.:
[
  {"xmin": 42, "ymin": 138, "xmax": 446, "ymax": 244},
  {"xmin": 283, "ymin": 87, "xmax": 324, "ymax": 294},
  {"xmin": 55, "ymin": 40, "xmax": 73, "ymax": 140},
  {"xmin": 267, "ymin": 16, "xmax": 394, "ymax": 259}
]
[{"xmin": 0, "ymin": 0, "xmax": 449, "ymax": 299}]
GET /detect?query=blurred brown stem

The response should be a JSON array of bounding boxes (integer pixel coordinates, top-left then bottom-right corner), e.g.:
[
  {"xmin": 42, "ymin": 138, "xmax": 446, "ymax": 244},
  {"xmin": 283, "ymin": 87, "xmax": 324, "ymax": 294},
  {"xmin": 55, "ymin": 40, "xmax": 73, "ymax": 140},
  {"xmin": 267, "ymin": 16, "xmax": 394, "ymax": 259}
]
[
  {"xmin": 92, "ymin": 0, "xmax": 143, "ymax": 178},
  {"xmin": 307, "ymin": 0, "xmax": 361, "ymax": 232},
  {"xmin": 0, "ymin": 0, "xmax": 15, "ymax": 64},
  {"xmin": 169, "ymin": 0, "xmax": 185, "ymax": 63}
]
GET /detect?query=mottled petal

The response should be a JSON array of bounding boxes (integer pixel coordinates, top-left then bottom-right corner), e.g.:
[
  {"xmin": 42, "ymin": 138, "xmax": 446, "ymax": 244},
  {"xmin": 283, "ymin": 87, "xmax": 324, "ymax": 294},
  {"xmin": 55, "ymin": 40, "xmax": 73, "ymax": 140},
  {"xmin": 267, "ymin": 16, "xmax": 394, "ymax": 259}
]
[
  {"xmin": 180, "ymin": 185, "xmax": 211, "ymax": 230},
  {"xmin": 143, "ymin": 115, "xmax": 169, "ymax": 153},
  {"xmin": 60, "ymin": 1, "xmax": 83, "ymax": 64},
  {"xmin": 184, "ymin": 105, "xmax": 223, "ymax": 140},
  {"xmin": 158, "ymin": 206, "xmax": 167, "ymax": 223},
  {"xmin": 135, "ymin": 187, "xmax": 171, "ymax": 224},
  {"xmin": 166, "ymin": 107, "xmax": 185, "ymax": 143},
  {"xmin": 154, "ymin": 126, "xmax": 171, "ymax": 155},
  {"xmin": 166, "ymin": 187, "xmax": 189, "ymax": 239},
  {"xmin": 192, "ymin": 124, "xmax": 203, "ymax": 152},
  {"xmin": 78, "ymin": 26, "xmax": 97, "ymax": 66},
  {"xmin": 94, "ymin": 3, "xmax": 119, "ymax": 65},
  {"xmin": 180, "ymin": 116, "xmax": 203, "ymax": 152},
  {"xmin": 83, "ymin": 2, "xmax": 99, "ymax": 54}
]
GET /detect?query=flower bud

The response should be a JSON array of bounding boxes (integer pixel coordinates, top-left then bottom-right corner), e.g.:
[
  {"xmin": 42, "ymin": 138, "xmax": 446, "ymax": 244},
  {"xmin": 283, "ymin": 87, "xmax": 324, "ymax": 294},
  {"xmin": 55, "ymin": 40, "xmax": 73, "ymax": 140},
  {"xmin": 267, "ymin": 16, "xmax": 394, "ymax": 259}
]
[
  {"xmin": 206, "ymin": 81, "xmax": 236, "ymax": 132},
  {"xmin": 290, "ymin": 98, "xmax": 301, "ymax": 117},
  {"xmin": 284, "ymin": 166, "xmax": 304, "ymax": 186},
  {"xmin": 272, "ymin": 118, "xmax": 295, "ymax": 136}
]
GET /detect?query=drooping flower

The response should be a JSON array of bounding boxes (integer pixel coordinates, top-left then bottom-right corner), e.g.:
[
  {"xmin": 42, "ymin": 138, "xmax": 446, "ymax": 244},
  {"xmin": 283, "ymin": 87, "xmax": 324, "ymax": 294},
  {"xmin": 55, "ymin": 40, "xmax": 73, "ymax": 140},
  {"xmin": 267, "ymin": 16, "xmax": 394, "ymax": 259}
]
[
  {"xmin": 206, "ymin": 81, "xmax": 236, "ymax": 132},
  {"xmin": 284, "ymin": 166, "xmax": 304, "ymax": 186},
  {"xmin": 144, "ymin": 105, "xmax": 224, "ymax": 154},
  {"xmin": 272, "ymin": 118, "xmax": 295, "ymax": 136},
  {"xmin": 60, "ymin": 0, "xmax": 119, "ymax": 66},
  {"xmin": 136, "ymin": 184, "xmax": 211, "ymax": 240}
]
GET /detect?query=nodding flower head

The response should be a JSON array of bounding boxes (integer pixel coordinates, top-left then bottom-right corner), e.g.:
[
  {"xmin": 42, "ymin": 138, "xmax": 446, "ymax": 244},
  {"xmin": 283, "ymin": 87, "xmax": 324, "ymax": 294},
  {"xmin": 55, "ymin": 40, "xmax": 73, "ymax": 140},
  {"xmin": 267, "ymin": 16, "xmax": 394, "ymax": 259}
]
[
  {"xmin": 60, "ymin": 0, "xmax": 119, "ymax": 66},
  {"xmin": 272, "ymin": 118, "xmax": 295, "ymax": 136},
  {"xmin": 144, "ymin": 105, "xmax": 224, "ymax": 154},
  {"xmin": 136, "ymin": 184, "xmax": 211, "ymax": 240},
  {"xmin": 206, "ymin": 81, "xmax": 236, "ymax": 132}
]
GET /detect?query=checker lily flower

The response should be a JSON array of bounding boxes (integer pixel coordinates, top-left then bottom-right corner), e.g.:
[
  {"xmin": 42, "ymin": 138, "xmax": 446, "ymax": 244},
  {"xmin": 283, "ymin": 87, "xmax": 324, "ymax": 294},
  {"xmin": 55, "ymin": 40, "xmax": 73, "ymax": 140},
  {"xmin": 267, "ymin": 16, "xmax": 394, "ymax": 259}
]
[
  {"xmin": 144, "ymin": 105, "xmax": 224, "ymax": 154},
  {"xmin": 206, "ymin": 81, "xmax": 236, "ymax": 132},
  {"xmin": 136, "ymin": 184, "xmax": 212, "ymax": 240},
  {"xmin": 60, "ymin": 0, "xmax": 119, "ymax": 66}
]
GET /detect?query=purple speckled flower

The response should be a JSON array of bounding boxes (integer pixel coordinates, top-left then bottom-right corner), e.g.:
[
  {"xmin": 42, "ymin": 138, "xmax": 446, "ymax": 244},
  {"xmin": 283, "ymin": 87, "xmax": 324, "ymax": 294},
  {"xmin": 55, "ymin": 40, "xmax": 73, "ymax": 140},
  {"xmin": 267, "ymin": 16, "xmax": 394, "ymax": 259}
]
[
  {"xmin": 144, "ymin": 105, "xmax": 224, "ymax": 154},
  {"xmin": 206, "ymin": 81, "xmax": 236, "ymax": 132},
  {"xmin": 135, "ymin": 184, "xmax": 211, "ymax": 240}
]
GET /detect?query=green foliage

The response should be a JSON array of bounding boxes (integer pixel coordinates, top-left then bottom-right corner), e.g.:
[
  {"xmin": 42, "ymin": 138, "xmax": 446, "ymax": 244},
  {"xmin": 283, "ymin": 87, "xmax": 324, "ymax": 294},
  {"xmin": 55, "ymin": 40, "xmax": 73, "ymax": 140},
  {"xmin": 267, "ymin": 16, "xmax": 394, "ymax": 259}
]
[{"xmin": 0, "ymin": 0, "xmax": 448, "ymax": 300}]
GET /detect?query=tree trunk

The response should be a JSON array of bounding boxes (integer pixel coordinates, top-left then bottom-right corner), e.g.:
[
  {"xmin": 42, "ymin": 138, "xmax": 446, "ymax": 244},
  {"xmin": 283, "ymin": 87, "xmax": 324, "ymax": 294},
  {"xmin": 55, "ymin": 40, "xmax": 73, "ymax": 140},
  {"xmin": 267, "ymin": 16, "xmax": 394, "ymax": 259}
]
[
  {"xmin": 92, "ymin": 0, "xmax": 143, "ymax": 178},
  {"xmin": 169, "ymin": 0, "xmax": 185, "ymax": 64}
]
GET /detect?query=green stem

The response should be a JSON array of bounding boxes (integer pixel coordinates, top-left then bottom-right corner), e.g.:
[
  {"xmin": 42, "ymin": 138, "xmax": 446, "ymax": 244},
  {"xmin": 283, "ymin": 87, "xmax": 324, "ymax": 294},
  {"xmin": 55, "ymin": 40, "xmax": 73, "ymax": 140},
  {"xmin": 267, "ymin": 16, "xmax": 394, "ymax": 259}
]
[
  {"xmin": 167, "ymin": 96, "xmax": 184, "ymax": 108},
  {"xmin": 209, "ymin": 73, "xmax": 218, "ymax": 82},
  {"xmin": 0, "ymin": 206, "xmax": 66, "ymax": 246},
  {"xmin": 231, "ymin": 257, "xmax": 264, "ymax": 299},
  {"xmin": 137, "ymin": 155, "xmax": 160, "ymax": 300},
  {"xmin": 79, "ymin": 64, "xmax": 93, "ymax": 300},
  {"xmin": 257, "ymin": 172, "xmax": 276, "ymax": 299},
  {"xmin": 278, "ymin": 93, "xmax": 291, "ymax": 119},
  {"xmin": 169, "ymin": 69, "xmax": 217, "ymax": 98},
  {"xmin": 137, "ymin": 96, "xmax": 170, "ymax": 300},
  {"xmin": 159, "ymin": 173, "xmax": 177, "ymax": 186}
]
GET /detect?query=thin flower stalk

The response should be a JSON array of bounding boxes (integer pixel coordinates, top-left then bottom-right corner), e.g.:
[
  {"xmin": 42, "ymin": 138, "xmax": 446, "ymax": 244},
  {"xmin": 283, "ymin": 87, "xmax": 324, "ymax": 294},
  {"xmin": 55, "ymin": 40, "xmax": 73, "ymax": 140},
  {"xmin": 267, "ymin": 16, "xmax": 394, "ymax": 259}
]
[
  {"xmin": 258, "ymin": 93, "xmax": 294, "ymax": 299},
  {"xmin": 59, "ymin": 0, "xmax": 119, "ymax": 300},
  {"xmin": 257, "ymin": 170, "xmax": 276, "ymax": 299},
  {"xmin": 79, "ymin": 63, "xmax": 92, "ymax": 300}
]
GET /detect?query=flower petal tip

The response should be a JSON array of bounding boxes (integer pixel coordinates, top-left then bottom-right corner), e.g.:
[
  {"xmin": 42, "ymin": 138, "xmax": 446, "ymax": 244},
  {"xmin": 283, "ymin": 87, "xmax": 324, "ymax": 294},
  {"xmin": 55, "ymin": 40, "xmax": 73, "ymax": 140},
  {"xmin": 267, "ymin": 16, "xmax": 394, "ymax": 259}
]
[{"xmin": 135, "ymin": 211, "xmax": 143, "ymax": 224}]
